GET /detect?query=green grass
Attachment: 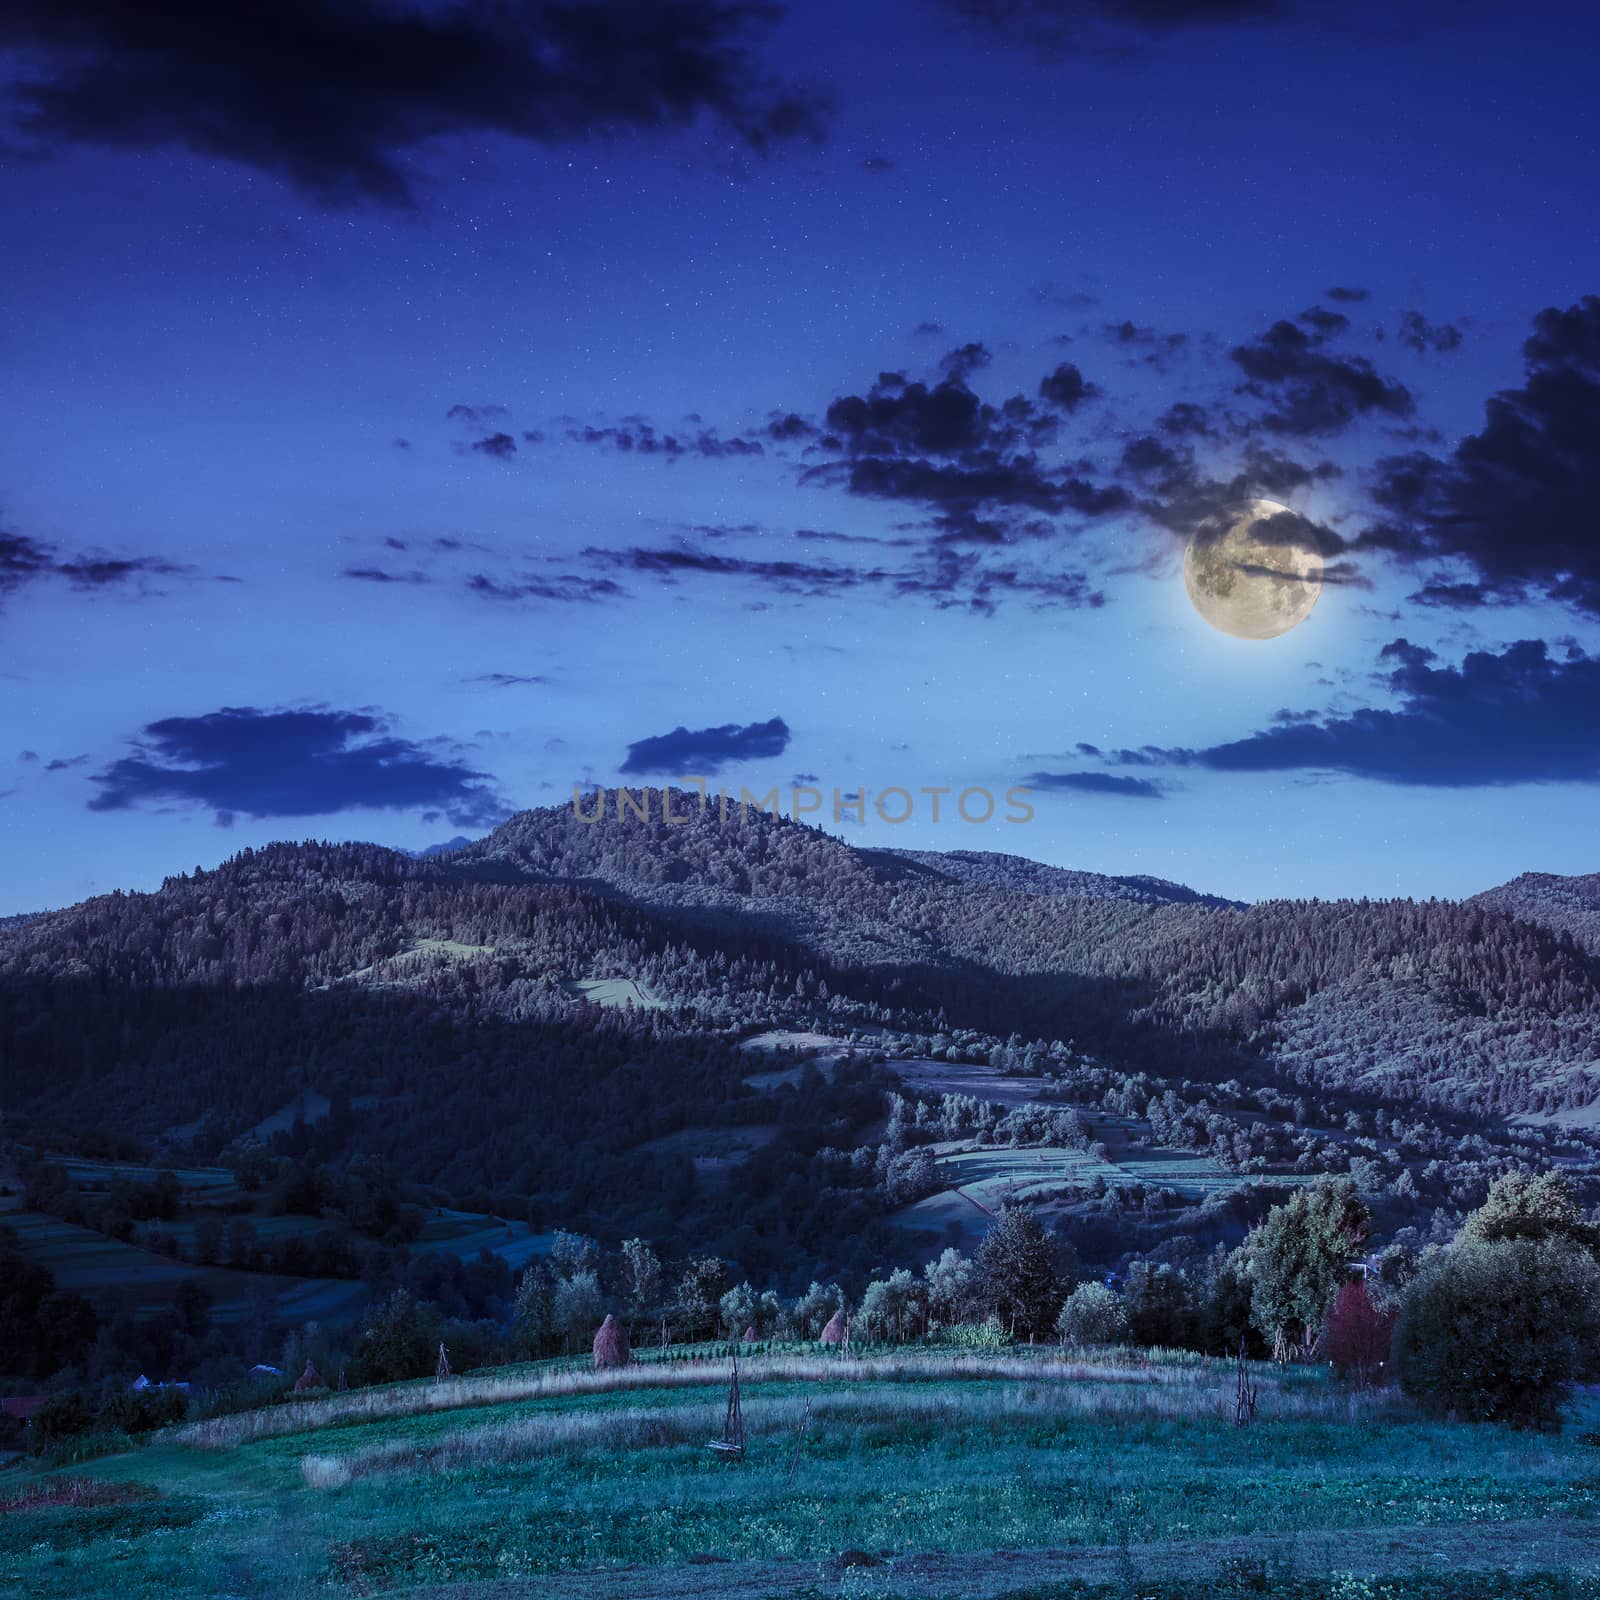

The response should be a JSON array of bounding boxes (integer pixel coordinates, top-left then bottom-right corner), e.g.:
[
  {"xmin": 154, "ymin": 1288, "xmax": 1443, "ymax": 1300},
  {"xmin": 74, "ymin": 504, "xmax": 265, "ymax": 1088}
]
[
  {"xmin": 6, "ymin": 1348, "xmax": 1600, "ymax": 1598},
  {"xmin": 563, "ymin": 976, "xmax": 668, "ymax": 1010}
]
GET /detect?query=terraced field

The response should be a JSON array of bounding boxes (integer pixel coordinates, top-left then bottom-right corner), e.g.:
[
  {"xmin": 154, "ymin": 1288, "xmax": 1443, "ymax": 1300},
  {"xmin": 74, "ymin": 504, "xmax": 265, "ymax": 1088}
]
[{"xmin": 0, "ymin": 1209, "xmax": 363, "ymax": 1322}]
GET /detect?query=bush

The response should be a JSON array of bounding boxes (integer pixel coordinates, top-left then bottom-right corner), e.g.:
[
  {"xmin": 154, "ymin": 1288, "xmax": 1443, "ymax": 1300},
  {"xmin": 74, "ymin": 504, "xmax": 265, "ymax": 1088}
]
[
  {"xmin": 944, "ymin": 1316, "xmax": 1013, "ymax": 1351},
  {"xmin": 1394, "ymin": 1236, "xmax": 1600, "ymax": 1428},
  {"xmin": 354, "ymin": 1288, "xmax": 439, "ymax": 1384},
  {"xmin": 27, "ymin": 1390, "xmax": 95, "ymax": 1453},
  {"xmin": 1323, "ymin": 1279, "xmax": 1394, "ymax": 1385},
  {"xmin": 1056, "ymin": 1282, "xmax": 1128, "ymax": 1346},
  {"xmin": 98, "ymin": 1385, "xmax": 189, "ymax": 1435}
]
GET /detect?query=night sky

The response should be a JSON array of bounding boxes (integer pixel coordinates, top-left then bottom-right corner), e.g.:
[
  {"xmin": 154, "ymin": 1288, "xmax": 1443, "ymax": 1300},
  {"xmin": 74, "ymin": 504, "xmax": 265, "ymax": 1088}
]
[{"xmin": 3, "ymin": 0, "xmax": 1598, "ymax": 914}]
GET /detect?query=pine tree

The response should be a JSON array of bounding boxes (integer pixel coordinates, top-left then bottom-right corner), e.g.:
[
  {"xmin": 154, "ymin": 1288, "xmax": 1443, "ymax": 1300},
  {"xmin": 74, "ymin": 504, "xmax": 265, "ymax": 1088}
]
[{"xmin": 974, "ymin": 1205, "xmax": 1064, "ymax": 1339}]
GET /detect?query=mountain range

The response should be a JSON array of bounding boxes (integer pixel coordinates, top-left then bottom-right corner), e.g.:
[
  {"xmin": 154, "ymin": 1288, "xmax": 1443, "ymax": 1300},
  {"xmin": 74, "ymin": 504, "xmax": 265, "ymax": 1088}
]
[{"xmin": 3, "ymin": 793, "xmax": 1599, "ymax": 1281}]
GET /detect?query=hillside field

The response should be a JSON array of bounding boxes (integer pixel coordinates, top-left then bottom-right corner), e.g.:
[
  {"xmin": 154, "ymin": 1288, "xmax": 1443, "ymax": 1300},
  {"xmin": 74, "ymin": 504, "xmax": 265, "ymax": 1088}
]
[
  {"xmin": 6, "ymin": 1347, "xmax": 1600, "ymax": 1599},
  {"xmin": 0, "ymin": 1159, "xmax": 550, "ymax": 1325}
]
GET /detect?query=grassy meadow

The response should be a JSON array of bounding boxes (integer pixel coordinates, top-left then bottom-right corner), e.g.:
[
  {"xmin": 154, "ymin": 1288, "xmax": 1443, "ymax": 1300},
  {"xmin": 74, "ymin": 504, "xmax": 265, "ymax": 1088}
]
[{"xmin": 7, "ymin": 1345, "xmax": 1600, "ymax": 1599}]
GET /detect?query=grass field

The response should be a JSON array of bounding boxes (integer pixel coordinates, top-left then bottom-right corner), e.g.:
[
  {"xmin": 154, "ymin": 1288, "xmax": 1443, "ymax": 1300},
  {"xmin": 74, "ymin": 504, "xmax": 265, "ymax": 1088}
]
[
  {"xmin": 563, "ymin": 976, "xmax": 668, "ymax": 1010},
  {"xmin": 1, "ymin": 1209, "xmax": 365, "ymax": 1324},
  {"xmin": 5, "ymin": 1347, "xmax": 1600, "ymax": 1599},
  {"xmin": 49, "ymin": 1159, "xmax": 241, "ymax": 1201},
  {"xmin": 413, "ymin": 1209, "xmax": 553, "ymax": 1272},
  {"xmin": 3, "ymin": 1186, "xmax": 543, "ymax": 1325}
]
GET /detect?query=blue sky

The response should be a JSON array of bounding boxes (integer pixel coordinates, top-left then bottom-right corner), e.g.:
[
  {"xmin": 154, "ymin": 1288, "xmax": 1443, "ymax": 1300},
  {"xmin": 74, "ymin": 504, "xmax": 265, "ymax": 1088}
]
[{"xmin": 2, "ymin": 0, "xmax": 1598, "ymax": 912}]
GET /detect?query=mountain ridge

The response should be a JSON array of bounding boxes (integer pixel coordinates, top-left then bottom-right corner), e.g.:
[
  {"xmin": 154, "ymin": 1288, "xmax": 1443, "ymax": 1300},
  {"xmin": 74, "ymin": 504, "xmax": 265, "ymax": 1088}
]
[{"xmin": 1471, "ymin": 870, "xmax": 1600, "ymax": 953}]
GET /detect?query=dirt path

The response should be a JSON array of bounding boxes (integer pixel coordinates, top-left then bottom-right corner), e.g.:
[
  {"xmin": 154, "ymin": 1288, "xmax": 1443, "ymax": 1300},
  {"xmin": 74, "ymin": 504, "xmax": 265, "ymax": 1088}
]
[{"xmin": 407, "ymin": 1515, "xmax": 1600, "ymax": 1598}]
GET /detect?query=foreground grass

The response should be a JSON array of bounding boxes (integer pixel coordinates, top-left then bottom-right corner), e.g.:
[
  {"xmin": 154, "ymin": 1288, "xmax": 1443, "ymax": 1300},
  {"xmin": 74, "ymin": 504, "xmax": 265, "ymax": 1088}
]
[{"xmin": 5, "ymin": 1347, "xmax": 1600, "ymax": 1598}]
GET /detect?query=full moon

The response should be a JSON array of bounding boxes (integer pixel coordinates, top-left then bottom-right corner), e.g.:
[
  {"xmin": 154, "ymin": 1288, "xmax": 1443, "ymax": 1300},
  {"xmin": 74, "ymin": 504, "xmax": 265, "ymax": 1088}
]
[{"xmin": 1183, "ymin": 497, "xmax": 1324, "ymax": 640}]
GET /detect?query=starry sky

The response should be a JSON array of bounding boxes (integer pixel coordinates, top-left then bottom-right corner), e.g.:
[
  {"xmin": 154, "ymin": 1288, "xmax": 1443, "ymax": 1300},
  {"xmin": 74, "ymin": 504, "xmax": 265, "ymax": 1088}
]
[{"xmin": 2, "ymin": 0, "xmax": 1598, "ymax": 914}]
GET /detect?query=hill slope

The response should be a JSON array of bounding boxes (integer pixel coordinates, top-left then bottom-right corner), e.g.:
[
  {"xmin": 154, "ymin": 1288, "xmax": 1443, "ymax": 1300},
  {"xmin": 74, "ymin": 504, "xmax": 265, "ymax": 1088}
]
[
  {"xmin": 1472, "ymin": 870, "xmax": 1600, "ymax": 952},
  {"xmin": 5, "ymin": 803, "xmax": 1600, "ymax": 1286}
]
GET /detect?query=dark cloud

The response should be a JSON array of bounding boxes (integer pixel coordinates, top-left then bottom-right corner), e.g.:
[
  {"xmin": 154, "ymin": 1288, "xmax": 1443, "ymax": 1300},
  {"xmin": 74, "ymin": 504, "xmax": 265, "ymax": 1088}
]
[
  {"xmin": 466, "ymin": 572, "xmax": 624, "ymax": 604},
  {"xmin": 1230, "ymin": 314, "xmax": 1414, "ymax": 436},
  {"xmin": 0, "ymin": 528, "xmax": 57, "ymax": 595},
  {"xmin": 862, "ymin": 155, "xmax": 895, "ymax": 172},
  {"xmin": 2, "ymin": 0, "xmax": 828, "ymax": 208},
  {"xmin": 1409, "ymin": 581, "xmax": 1495, "ymax": 609},
  {"xmin": 1032, "ymin": 281, "xmax": 1099, "ymax": 310},
  {"xmin": 565, "ymin": 421, "xmax": 764, "ymax": 459},
  {"xmin": 912, "ymin": 320, "xmax": 946, "ymax": 337},
  {"xmin": 464, "ymin": 672, "xmax": 548, "ymax": 687},
  {"xmin": 470, "ymin": 432, "xmax": 519, "ymax": 461},
  {"xmin": 1397, "ymin": 311, "xmax": 1463, "ymax": 354},
  {"xmin": 89, "ymin": 705, "xmax": 510, "ymax": 826},
  {"xmin": 342, "ymin": 566, "xmax": 430, "ymax": 585},
  {"xmin": 823, "ymin": 371, "xmax": 1033, "ymax": 457},
  {"xmin": 45, "ymin": 754, "xmax": 89, "ymax": 772},
  {"xmin": 1141, "ymin": 638, "xmax": 1600, "ymax": 787},
  {"xmin": 447, "ymin": 403, "xmax": 508, "ymax": 424},
  {"xmin": 55, "ymin": 555, "xmax": 189, "ymax": 589},
  {"xmin": 1366, "ymin": 297, "xmax": 1600, "ymax": 618},
  {"xmin": 940, "ymin": 342, "xmax": 993, "ymax": 380},
  {"xmin": 811, "ymin": 362, "xmax": 1123, "ymax": 538},
  {"xmin": 1296, "ymin": 305, "xmax": 1350, "ymax": 340},
  {"xmin": 936, "ymin": 0, "xmax": 1288, "ymax": 54},
  {"xmin": 621, "ymin": 715, "xmax": 791, "ymax": 776},
  {"xmin": 588, "ymin": 545, "xmax": 864, "ymax": 596},
  {"xmin": 1128, "ymin": 436, "xmax": 1344, "ymax": 555},
  {"xmin": 1038, "ymin": 361, "xmax": 1097, "ymax": 410},
  {"xmin": 1021, "ymin": 769, "xmax": 1166, "ymax": 798},
  {"xmin": 1155, "ymin": 401, "xmax": 1215, "ymax": 438},
  {"xmin": 1, "ymin": 518, "xmax": 198, "ymax": 605},
  {"xmin": 1103, "ymin": 320, "xmax": 1189, "ymax": 370},
  {"xmin": 585, "ymin": 541, "xmax": 1103, "ymax": 615},
  {"xmin": 766, "ymin": 412, "xmax": 814, "ymax": 441},
  {"xmin": 1326, "ymin": 286, "xmax": 1371, "ymax": 303}
]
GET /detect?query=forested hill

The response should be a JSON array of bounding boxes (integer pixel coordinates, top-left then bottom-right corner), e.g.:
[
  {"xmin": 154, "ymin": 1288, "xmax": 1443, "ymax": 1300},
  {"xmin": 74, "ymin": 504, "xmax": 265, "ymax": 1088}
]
[
  {"xmin": 1471, "ymin": 871, "xmax": 1600, "ymax": 953},
  {"xmin": 873, "ymin": 847, "xmax": 1243, "ymax": 908},
  {"xmin": 3, "ymin": 800, "xmax": 1600, "ymax": 1208}
]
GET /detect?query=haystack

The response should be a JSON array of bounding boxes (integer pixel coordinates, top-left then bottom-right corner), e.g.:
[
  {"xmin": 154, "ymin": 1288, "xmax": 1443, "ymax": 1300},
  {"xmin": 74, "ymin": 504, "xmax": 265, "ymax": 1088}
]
[
  {"xmin": 820, "ymin": 1310, "xmax": 848, "ymax": 1345},
  {"xmin": 741, "ymin": 1325, "xmax": 759, "ymax": 1343},
  {"xmin": 292, "ymin": 1360, "xmax": 324, "ymax": 1394},
  {"xmin": 593, "ymin": 1313, "xmax": 631, "ymax": 1369}
]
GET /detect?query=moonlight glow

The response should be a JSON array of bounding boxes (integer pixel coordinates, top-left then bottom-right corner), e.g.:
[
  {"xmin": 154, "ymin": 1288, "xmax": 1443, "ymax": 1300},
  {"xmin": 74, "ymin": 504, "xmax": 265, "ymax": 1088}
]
[{"xmin": 1183, "ymin": 498, "xmax": 1324, "ymax": 640}]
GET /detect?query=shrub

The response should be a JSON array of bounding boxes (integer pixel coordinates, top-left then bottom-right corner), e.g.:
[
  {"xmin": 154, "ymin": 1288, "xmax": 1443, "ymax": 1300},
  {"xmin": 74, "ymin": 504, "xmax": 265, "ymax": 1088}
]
[
  {"xmin": 944, "ymin": 1316, "xmax": 1012, "ymax": 1351},
  {"xmin": 354, "ymin": 1288, "xmax": 438, "ymax": 1384},
  {"xmin": 1056, "ymin": 1282, "xmax": 1128, "ymax": 1346},
  {"xmin": 99, "ymin": 1385, "xmax": 189, "ymax": 1434},
  {"xmin": 26, "ymin": 1390, "xmax": 95, "ymax": 1454},
  {"xmin": 1394, "ymin": 1236, "xmax": 1600, "ymax": 1428},
  {"xmin": 1323, "ymin": 1279, "xmax": 1394, "ymax": 1385}
]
